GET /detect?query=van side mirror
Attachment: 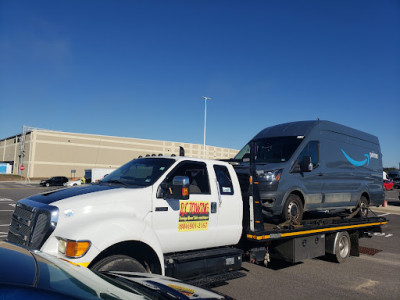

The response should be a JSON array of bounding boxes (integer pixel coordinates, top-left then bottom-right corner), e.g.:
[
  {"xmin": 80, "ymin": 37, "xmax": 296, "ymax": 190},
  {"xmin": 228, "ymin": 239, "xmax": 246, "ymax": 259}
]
[
  {"xmin": 172, "ymin": 176, "xmax": 190, "ymax": 200},
  {"xmin": 242, "ymin": 153, "xmax": 251, "ymax": 162},
  {"xmin": 300, "ymin": 156, "xmax": 313, "ymax": 172}
]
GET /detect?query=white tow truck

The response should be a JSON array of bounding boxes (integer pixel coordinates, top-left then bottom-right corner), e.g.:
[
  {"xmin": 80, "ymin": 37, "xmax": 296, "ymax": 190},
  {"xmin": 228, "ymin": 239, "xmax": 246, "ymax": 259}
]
[{"xmin": 8, "ymin": 155, "xmax": 387, "ymax": 282}]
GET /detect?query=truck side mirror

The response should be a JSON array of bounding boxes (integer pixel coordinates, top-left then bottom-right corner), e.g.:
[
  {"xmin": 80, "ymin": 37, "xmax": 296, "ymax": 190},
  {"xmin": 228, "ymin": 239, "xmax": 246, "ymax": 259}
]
[
  {"xmin": 300, "ymin": 156, "xmax": 313, "ymax": 172},
  {"xmin": 172, "ymin": 176, "xmax": 190, "ymax": 200}
]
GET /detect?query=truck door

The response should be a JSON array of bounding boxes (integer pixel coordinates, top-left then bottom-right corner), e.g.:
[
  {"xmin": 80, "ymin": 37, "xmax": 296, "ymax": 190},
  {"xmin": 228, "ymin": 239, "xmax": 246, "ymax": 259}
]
[
  {"xmin": 213, "ymin": 164, "xmax": 243, "ymax": 246},
  {"xmin": 152, "ymin": 161, "xmax": 218, "ymax": 253}
]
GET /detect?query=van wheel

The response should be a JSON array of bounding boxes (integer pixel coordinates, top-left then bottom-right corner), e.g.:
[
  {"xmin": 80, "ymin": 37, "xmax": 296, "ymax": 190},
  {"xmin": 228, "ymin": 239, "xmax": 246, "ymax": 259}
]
[
  {"xmin": 356, "ymin": 196, "xmax": 368, "ymax": 218},
  {"xmin": 90, "ymin": 255, "xmax": 147, "ymax": 273},
  {"xmin": 282, "ymin": 194, "xmax": 303, "ymax": 222},
  {"xmin": 333, "ymin": 232, "xmax": 351, "ymax": 263}
]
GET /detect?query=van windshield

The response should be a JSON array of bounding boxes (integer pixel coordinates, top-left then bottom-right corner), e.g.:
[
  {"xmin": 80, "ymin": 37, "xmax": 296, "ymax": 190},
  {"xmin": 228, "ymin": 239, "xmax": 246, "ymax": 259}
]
[
  {"xmin": 234, "ymin": 136, "xmax": 304, "ymax": 163},
  {"xmin": 100, "ymin": 158, "xmax": 175, "ymax": 187}
]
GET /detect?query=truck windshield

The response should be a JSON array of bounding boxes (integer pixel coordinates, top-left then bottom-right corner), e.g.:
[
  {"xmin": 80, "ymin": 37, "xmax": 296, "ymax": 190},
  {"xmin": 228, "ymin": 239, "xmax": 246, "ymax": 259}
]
[
  {"xmin": 100, "ymin": 158, "xmax": 175, "ymax": 187},
  {"xmin": 234, "ymin": 136, "xmax": 304, "ymax": 163}
]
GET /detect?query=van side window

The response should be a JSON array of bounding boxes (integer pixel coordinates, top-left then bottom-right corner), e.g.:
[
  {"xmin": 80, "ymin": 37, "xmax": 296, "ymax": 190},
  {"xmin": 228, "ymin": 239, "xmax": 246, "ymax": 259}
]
[
  {"xmin": 214, "ymin": 165, "xmax": 234, "ymax": 195},
  {"xmin": 164, "ymin": 161, "xmax": 210, "ymax": 195},
  {"xmin": 298, "ymin": 141, "xmax": 319, "ymax": 168}
]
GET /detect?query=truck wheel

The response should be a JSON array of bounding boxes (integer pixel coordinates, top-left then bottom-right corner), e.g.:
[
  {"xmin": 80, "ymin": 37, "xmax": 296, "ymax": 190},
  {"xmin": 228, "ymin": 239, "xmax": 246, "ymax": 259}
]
[
  {"xmin": 333, "ymin": 232, "xmax": 351, "ymax": 263},
  {"xmin": 90, "ymin": 255, "xmax": 147, "ymax": 273},
  {"xmin": 282, "ymin": 194, "xmax": 303, "ymax": 222},
  {"xmin": 356, "ymin": 196, "xmax": 368, "ymax": 218}
]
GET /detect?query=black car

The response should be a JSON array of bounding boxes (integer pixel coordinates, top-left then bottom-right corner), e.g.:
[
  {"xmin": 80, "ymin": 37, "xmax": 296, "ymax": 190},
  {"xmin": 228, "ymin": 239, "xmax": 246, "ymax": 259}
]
[
  {"xmin": 40, "ymin": 176, "xmax": 68, "ymax": 187},
  {"xmin": 0, "ymin": 241, "xmax": 228, "ymax": 299},
  {"xmin": 388, "ymin": 171, "xmax": 400, "ymax": 189}
]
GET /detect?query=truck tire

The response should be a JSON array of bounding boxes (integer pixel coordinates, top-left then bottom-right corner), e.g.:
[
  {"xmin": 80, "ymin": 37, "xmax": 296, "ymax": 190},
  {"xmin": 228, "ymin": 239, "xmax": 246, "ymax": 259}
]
[
  {"xmin": 282, "ymin": 194, "xmax": 303, "ymax": 222},
  {"xmin": 355, "ymin": 196, "xmax": 368, "ymax": 218},
  {"xmin": 90, "ymin": 255, "xmax": 147, "ymax": 273},
  {"xmin": 333, "ymin": 232, "xmax": 351, "ymax": 263}
]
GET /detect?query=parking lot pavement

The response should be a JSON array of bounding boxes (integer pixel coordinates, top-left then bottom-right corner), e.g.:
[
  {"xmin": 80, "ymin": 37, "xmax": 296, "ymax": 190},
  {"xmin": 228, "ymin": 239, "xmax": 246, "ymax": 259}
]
[{"xmin": 0, "ymin": 197, "xmax": 15, "ymax": 240}]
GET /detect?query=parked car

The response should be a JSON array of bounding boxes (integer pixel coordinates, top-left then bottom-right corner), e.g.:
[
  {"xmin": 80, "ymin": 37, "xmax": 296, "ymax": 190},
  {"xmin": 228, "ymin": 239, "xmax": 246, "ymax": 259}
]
[
  {"xmin": 40, "ymin": 176, "xmax": 68, "ymax": 187},
  {"xmin": 0, "ymin": 241, "xmax": 227, "ymax": 299},
  {"xmin": 383, "ymin": 180, "xmax": 394, "ymax": 190},
  {"xmin": 388, "ymin": 171, "xmax": 400, "ymax": 189},
  {"xmin": 64, "ymin": 179, "xmax": 82, "ymax": 187}
]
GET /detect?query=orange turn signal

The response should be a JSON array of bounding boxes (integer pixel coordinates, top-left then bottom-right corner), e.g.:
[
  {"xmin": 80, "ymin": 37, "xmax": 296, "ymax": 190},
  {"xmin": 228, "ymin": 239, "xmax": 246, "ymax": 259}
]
[
  {"xmin": 182, "ymin": 187, "xmax": 189, "ymax": 196},
  {"xmin": 65, "ymin": 241, "xmax": 91, "ymax": 258}
]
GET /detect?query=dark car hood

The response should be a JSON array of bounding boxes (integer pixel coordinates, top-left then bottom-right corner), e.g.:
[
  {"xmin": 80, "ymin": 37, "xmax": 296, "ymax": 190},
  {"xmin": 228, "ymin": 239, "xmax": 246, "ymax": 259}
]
[
  {"xmin": 0, "ymin": 242, "xmax": 36, "ymax": 286},
  {"xmin": 105, "ymin": 271, "xmax": 227, "ymax": 299}
]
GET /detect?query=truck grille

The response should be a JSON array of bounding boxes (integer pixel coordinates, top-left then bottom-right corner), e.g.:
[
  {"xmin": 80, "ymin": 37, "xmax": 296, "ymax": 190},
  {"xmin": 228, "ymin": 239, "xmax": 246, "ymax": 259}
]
[{"xmin": 7, "ymin": 200, "xmax": 58, "ymax": 250}]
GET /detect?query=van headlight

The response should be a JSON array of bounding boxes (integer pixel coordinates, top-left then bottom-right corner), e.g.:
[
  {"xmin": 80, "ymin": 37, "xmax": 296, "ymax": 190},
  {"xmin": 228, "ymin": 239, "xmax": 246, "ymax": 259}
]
[{"xmin": 256, "ymin": 169, "xmax": 282, "ymax": 182}]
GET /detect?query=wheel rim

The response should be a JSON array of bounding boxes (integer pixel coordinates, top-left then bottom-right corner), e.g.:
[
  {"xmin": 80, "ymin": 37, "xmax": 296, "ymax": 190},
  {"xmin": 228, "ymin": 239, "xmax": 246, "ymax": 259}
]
[
  {"xmin": 287, "ymin": 201, "xmax": 299, "ymax": 219},
  {"xmin": 360, "ymin": 200, "xmax": 368, "ymax": 217},
  {"xmin": 338, "ymin": 236, "xmax": 350, "ymax": 258}
]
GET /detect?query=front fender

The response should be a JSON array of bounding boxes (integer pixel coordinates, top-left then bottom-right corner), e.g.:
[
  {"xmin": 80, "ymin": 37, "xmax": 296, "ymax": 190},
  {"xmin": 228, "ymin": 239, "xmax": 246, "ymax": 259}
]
[{"xmin": 41, "ymin": 217, "xmax": 165, "ymax": 273}]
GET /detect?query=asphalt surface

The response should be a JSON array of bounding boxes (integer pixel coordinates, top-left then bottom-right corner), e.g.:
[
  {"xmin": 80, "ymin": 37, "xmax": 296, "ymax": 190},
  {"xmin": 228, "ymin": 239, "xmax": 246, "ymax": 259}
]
[{"xmin": 0, "ymin": 182, "xmax": 399, "ymax": 299}]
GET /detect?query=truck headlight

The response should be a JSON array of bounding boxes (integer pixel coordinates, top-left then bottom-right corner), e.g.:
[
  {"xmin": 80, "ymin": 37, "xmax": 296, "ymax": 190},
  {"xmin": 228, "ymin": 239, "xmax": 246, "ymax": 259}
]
[
  {"xmin": 58, "ymin": 238, "xmax": 91, "ymax": 258},
  {"xmin": 256, "ymin": 169, "xmax": 282, "ymax": 182}
]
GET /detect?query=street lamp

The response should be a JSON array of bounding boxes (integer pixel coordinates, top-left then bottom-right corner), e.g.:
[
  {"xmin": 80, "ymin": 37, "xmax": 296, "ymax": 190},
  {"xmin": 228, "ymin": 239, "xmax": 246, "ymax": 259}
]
[{"xmin": 202, "ymin": 96, "xmax": 211, "ymax": 158}]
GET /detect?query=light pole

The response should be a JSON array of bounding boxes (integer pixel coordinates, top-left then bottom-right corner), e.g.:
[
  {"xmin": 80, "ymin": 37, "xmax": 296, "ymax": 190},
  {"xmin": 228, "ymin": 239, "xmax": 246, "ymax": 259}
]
[{"xmin": 202, "ymin": 96, "xmax": 211, "ymax": 158}]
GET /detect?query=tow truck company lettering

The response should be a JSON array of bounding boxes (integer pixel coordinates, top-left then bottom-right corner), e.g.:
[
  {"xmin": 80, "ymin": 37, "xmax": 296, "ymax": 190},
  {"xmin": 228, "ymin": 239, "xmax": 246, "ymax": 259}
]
[{"xmin": 179, "ymin": 201, "xmax": 209, "ymax": 232}]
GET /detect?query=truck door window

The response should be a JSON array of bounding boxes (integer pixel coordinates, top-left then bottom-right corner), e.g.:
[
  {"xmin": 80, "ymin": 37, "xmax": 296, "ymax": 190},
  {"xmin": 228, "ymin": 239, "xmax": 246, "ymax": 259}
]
[
  {"xmin": 214, "ymin": 165, "xmax": 234, "ymax": 195},
  {"xmin": 297, "ymin": 141, "xmax": 319, "ymax": 168},
  {"xmin": 163, "ymin": 161, "xmax": 210, "ymax": 195}
]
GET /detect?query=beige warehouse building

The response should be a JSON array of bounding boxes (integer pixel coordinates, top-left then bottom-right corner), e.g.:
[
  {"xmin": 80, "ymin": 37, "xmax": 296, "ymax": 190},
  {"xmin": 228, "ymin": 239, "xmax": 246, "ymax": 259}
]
[{"xmin": 0, "ymin": 128, "xmax": 239, "ymax": 179}]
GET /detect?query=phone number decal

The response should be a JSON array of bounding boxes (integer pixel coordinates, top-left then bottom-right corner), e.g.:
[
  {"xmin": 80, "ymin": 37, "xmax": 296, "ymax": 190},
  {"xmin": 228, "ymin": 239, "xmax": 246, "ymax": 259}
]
[{"xmin": 178, "ymin": 200, "xmax": 209, "ymax": 232}]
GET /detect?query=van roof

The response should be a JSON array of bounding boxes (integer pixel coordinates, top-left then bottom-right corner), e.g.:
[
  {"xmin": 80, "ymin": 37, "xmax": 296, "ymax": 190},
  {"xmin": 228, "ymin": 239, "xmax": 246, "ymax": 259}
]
[{"xmin": 253, "ymin": 120, "xmax": 379, "ymax": 144}]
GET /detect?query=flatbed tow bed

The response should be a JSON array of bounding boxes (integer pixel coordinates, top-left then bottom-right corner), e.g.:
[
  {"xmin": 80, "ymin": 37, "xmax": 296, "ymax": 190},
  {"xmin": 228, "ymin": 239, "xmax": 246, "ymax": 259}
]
[
  {"xmin": 247, "ymin": 215, "xmax": 388, "ymax": 241},
  {"xmin": 244, "ymin": 211, "xmax": 388, "ymax": 266}
]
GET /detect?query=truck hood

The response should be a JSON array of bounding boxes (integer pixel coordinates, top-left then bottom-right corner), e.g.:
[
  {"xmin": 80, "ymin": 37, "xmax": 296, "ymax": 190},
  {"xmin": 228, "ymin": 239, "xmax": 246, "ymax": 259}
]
[
  {"xmin": 28, "ymin": 184, "xmax": 121, "ymax": 205},
  {"xmin": 25, "ymin": 184, "xmax": 153, "ymax": 221}
]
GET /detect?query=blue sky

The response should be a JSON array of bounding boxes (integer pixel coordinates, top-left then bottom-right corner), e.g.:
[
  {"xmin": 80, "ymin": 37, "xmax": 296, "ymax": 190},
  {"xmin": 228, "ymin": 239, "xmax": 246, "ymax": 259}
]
[{"xmin": 1, "ymin": 0, "xmax": 399, "ymax": 167}]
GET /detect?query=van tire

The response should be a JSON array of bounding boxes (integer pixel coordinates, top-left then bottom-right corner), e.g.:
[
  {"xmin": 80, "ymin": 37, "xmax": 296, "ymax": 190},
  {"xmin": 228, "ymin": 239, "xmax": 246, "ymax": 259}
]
[
  {"xmin": 356, "ymin": 196, "xmax": 368, "ymax": 218},
  {"xmin": 90, "ymin": 255, "xmax": 147, "ymax": 273},
  {"xmin": 333, "ymin": 232, "xmax": 351, "ymax": 263},
  {"xmin": 282, "ymin": 194, "xmax": 303, "ymax": 222}
]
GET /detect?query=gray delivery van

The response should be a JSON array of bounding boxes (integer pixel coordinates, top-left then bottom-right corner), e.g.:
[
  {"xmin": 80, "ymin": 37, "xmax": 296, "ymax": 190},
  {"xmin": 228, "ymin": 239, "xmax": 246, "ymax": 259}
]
[{"xmin": 234, "ymin": 120, "xmax": 384, "ymax": 222}]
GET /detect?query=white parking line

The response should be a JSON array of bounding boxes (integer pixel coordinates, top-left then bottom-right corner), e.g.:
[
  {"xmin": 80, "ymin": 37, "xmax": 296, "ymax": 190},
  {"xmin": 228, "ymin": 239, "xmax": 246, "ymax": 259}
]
[
  {"xmin": 0, "ymin": 224, "xmax": 11, "ymax": 226},
  {"xmin": 0, "ymin": 198, "xmax": 13, "ymax": 202},
  {"xmin": 0, "ymin": 210, "xmax": 14, "ymax": 212},
  {"xmin": 374, "ymin": 232, "xmax": 386, "ymax": 236},
  {"xmin": 385, "ymin": 234, "xmax": 393, "ymax": 238},
  {"xmin": 378, "ymin": 213, "xmax": 391, "ymax": 217}
]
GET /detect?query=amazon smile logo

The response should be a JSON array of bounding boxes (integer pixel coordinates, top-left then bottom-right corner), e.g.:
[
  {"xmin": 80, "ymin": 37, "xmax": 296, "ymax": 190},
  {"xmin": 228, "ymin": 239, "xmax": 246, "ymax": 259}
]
[{"xmin": 341, "ymin": 149, "xmax": 378, "ymax": 167}]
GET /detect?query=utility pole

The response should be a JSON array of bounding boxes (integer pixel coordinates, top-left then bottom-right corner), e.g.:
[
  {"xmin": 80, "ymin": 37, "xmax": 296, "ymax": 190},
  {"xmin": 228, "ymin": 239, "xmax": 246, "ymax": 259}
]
[{"xmin": 202, "ymin": 96, "xmax": 211, "ymax": 159}]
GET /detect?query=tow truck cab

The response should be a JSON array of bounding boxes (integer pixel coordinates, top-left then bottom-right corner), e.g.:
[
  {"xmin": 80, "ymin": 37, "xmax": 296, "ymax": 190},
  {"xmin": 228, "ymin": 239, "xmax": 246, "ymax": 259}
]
[{"xmin": 8, "ymin": 157, "xmax": 244, "ymax": 279}]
